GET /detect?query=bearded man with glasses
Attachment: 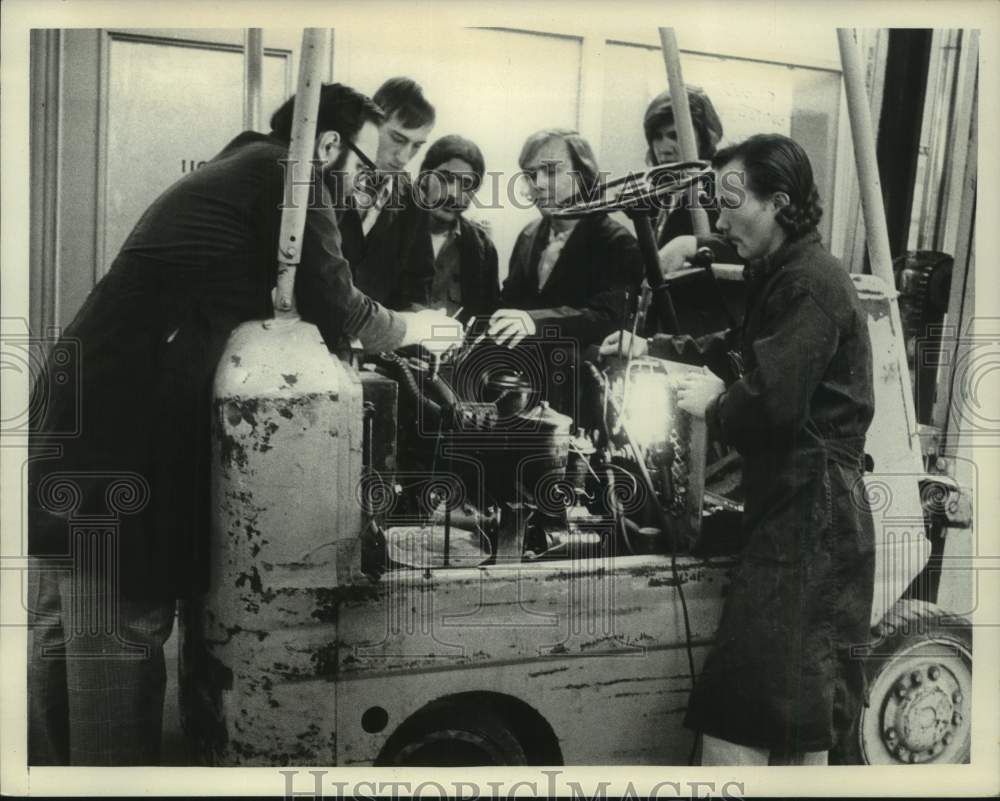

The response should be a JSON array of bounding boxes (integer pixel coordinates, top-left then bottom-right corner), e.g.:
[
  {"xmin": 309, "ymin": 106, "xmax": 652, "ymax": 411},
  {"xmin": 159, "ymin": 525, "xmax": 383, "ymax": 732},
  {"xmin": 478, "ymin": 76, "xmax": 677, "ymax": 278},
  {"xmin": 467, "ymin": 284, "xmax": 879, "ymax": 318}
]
[{"xmin": 26, "ymin": 82, "xmax": 461, "ymax": 766}]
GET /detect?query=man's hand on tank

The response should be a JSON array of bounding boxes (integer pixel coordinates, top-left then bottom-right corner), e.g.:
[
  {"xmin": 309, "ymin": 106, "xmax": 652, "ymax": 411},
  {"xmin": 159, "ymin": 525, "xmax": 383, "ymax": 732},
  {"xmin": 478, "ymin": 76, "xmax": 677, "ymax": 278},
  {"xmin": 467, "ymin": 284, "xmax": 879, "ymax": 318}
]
[
  {"xmin": 599, "ymin": 330, "xmax": 648, "ymax": 358},
  {"xmin": 488, "ymin": 309, "xmax": 537, "ymax": 349},
  {"xmin": 676, "ymin": 371, "xmax": 725, "ymax": 417}
]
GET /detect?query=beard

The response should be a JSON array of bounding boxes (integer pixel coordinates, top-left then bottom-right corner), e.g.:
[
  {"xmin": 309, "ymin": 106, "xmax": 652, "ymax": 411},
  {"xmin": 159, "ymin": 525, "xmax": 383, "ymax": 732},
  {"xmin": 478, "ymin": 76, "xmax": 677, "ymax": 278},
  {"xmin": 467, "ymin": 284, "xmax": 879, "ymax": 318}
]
[
  {"xmin": 427, "ymin": 204, "xmax": 461, "ymax": 232},
  {"xmin": 322, "ymin": 146, "xmax": 354, "ymax": 209}
]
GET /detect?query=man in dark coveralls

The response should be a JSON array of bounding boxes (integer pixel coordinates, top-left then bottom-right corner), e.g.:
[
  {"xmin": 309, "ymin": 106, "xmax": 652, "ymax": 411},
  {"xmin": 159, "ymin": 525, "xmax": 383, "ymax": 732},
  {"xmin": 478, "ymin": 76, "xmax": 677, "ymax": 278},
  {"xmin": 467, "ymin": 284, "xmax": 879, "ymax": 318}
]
[
  {"xmin": 27, "ymin": 83, "xmax": 462, "ymax": 765},
  {"xmin": 601, "ymin": 134, "xmax": 876, "ymax": 765}
]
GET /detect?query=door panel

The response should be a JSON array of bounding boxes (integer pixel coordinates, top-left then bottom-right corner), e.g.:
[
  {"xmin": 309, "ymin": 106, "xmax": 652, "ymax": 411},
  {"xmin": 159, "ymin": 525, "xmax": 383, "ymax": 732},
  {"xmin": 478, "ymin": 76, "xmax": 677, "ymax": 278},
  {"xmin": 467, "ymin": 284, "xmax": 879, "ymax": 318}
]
[
  {"xmin": 48, "ymin": 28, "xmax": 314, "ymax": 329},
  {"xmin": 102, "ymin": 33, "xmax": 291, "ymax": 269}
]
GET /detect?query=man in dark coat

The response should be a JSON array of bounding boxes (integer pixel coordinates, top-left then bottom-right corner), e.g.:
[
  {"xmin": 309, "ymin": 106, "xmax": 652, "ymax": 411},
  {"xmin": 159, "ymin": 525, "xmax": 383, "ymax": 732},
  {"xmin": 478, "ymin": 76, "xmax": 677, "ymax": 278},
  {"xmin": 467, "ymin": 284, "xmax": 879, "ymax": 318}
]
[
  {"xmin": 487, "ymin": 129, "xmax": 643, "ymax": 419},
  {"xmin": 601, "ymin": 134, "xmax": 876, "ymax": 764},
  {"xmin": 340, "ymin": 77, "xmax": 436, "ymax": 308},
  {"xmin": 27, "ymin": 83, "xmax": 461, "ymax": 766},
  {"xmin": 398, "ymin": 134, "xmax": 500, "ymax": 321},
  {"xmin": 489, "ymin": 129, "xmax": 643, "ymax": 350}
]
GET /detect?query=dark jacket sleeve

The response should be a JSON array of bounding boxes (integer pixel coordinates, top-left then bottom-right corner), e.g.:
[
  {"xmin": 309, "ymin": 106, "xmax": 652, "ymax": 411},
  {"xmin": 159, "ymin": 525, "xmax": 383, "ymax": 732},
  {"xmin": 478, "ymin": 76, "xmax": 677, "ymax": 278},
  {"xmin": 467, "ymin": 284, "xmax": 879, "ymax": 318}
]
[
  {"xmin": 659, "ymin": 207, "xmax": 742, "ymax": 266},
  {"xmin": 500, "ymin": 227, "xmax": 535, "ymax": 307},
  {"xmin": 648, "ymin": 328, "xmax": 739, "ymax": 382},
  {"xmin": 705, "ymin": 280, "xmax": 840, "ymax": 451},
  {"xmin": 480, "ymin": 233, "xmax": 501, "ymax": 316},
  {"xmin": 294, "ymin": 201, "xmax": 406, "ymax": 353},
  {"xmin": 525, "ymin": 222, "xmax": 643, "ymax": 343},
  {"xmin": 695, "ymin": 233, "xmax": 741, "ymax": 265}
]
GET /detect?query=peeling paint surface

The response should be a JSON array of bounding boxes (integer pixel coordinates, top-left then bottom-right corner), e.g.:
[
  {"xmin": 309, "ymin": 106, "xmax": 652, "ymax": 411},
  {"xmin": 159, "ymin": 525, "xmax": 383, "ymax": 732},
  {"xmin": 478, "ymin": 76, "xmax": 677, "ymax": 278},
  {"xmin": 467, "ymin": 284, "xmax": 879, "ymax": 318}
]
[
  {"xmin": 191, "ymin": 319, "xmax": 364, "ymax": 765},
  {"xmin": 330, "ymin": 555, "xmax": 730, "ymax": 765}
]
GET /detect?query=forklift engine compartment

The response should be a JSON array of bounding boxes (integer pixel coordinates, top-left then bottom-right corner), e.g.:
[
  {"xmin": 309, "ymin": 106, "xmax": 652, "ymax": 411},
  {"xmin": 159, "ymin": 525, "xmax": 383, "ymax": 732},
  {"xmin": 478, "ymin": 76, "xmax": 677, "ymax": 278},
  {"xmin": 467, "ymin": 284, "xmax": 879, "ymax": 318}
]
[{"xmin": 356, "ymin": 337, "xmax": 737, "ymax": 575}]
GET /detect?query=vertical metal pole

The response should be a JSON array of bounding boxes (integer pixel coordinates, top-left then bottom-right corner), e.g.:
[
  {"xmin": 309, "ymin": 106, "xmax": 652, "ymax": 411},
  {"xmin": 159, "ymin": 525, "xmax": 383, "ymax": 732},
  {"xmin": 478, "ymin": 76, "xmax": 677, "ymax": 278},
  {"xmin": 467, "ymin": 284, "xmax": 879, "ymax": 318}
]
[
  {"xmin": 838, "ymin": 28, "xmax": 895, "ymax": 287},
  {"xmin": 938, "ymin": 30, "xmax": 978, "ymax": 256},
  {"xmin": 657, "ymin": 27, "xmax": 711, "ymax": 238},
  {"xmin": 30, "ymin": 29, "xmax": 62, "ymax": 343},
  {"xmin": 630, "ymin": 211, "xmax": 680, "ymax": 334},
  {"xmin": 243, "ymin": 28, "xmax": 264, "ymax": 132},
  {"xmin": 275, "ymin": 28, "xmax": 328, "ymax": 316},
  {"xmin": 328, "ymin": 28, "xmax": 336, "ymax": 81},
  {"xmin": 838, "ymin": 28, "xmax": 922, "ymax": 468},
  {"xmin": 933, "ymin": 84, "xmax": 977, "ymax": 442}
]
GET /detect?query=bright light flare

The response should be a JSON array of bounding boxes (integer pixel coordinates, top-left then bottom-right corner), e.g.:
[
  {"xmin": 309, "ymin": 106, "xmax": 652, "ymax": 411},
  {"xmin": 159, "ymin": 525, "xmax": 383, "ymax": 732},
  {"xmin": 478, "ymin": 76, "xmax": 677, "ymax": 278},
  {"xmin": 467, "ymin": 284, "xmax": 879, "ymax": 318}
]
[{"xmin": 621, "ymin": 367, "xmax": 673, "ymax": 450}]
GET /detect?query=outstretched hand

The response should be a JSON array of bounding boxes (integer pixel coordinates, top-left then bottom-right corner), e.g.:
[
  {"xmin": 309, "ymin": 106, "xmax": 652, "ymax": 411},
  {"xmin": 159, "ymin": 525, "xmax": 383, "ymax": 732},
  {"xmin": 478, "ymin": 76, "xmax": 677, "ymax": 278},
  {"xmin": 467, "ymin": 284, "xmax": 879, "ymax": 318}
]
[
  {"xmin": 488, "ymin": 309, "xmax": 537, "ymax": 349},
  {"xmin": 598, "ymin": 330, "xmax": 648, "ymax": 358},
  {"xmin": 401, "ymin": 308, "xmax": 465, "ymax": 357}
]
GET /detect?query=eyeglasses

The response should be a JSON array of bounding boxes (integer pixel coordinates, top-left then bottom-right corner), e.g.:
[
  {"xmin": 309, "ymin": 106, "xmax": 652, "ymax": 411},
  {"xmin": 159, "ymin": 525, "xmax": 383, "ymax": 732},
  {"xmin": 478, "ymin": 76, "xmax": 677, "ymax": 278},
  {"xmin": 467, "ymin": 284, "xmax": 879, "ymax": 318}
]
[{"xmin": 345, "ymin": 140, "xmax": 378, "ymax": 172}]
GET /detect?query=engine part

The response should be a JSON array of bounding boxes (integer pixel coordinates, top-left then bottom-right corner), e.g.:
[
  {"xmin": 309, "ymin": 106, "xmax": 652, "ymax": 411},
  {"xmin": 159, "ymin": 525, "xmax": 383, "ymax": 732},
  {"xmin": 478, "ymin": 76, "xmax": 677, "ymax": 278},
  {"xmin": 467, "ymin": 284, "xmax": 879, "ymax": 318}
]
[
  {"xmin": 482, "ymin": 368, "xmax": 534, "ymax": 419},
  {"xmin": 567, "ymin": 428, "xmax": 596, "ymax": 497},
  {"xmin": 499, "ymin": 401, "xmax": 572, "ymax": 503},
  {"xmin": 385, "ymin": 523, "xmax": 491, "ymax": 569}
]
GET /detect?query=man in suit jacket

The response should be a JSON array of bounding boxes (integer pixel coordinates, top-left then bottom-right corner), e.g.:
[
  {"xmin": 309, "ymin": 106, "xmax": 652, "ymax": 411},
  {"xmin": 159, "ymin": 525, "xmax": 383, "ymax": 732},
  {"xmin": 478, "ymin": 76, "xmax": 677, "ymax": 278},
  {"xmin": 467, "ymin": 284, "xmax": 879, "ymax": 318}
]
[
  {"xmin": 26, "ymin": 83, "xmax": 460, "ymax": 766},
  {"xmin": 488, "ymin": 129, "xmax": 643, "ymax": 350},
  {"xmin": 399, "ymin": 134, "xmax": 500, "ymax": 321},
  {"xmin": 340, "ymin": 77, "xmax": 436, "ymax": 307}
]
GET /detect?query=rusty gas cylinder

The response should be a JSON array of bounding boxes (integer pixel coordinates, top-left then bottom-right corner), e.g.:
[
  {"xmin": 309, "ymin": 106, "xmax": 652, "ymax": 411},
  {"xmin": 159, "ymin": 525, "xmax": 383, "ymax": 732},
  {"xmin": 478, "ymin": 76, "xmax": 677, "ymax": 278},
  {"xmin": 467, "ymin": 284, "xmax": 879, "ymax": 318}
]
[{"xmin": 186, "ymin": 316, "xmax": 364, "ymax": 765}]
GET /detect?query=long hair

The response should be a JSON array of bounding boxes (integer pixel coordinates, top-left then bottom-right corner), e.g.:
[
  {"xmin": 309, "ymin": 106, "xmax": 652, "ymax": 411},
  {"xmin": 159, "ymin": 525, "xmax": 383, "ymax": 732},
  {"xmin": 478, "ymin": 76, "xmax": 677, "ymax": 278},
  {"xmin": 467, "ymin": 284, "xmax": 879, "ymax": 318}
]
[
  {"xmin": 518, "ymin": 128, "xmax": 601, "ymax": 199},
  {"xmin": 712, "ymin": 133, "xmax": 823, "ymax": 237},
  {"xmin": 643, "ymin": 86, "xmax": 724, "ymax": 165}
]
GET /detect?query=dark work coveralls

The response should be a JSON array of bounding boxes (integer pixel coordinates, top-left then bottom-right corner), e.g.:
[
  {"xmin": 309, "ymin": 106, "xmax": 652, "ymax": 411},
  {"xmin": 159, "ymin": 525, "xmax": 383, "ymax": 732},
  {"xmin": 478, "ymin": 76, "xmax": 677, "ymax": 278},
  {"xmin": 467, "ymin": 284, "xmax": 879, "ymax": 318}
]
[
  {"xmin": 27, "ymin": 131, "xmax": 403, "ymax": 764},
  {"xmin": 649, "ymin": 230, "xmax": 876, "ymax": 753}
]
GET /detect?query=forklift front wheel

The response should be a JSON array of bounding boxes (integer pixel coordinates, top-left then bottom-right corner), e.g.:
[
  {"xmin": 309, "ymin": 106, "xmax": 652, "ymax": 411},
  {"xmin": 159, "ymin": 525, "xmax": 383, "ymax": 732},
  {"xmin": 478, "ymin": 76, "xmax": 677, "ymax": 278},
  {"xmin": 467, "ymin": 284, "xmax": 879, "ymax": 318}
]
[
  {"xmin": 837, "ymin": 599, "xmax": 971, "ymax": 765},
  {"xmin": 378, "ymin": 703, "xmax": 528, "ymax": 766}
]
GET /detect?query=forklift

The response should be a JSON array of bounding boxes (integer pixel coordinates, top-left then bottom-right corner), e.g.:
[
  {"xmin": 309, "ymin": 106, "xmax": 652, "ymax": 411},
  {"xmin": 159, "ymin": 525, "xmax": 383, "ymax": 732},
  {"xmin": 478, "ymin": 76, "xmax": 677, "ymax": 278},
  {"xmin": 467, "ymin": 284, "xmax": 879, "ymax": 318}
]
[{"xmin": 180, "ymin": 26, "xmax": 974, "ymax": 766}]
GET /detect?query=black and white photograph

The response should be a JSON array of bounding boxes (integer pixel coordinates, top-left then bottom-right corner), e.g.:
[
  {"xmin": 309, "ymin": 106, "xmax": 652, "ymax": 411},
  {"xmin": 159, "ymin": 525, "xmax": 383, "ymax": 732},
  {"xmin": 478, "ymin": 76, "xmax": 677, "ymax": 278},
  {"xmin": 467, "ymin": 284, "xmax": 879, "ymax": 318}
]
[{"xmin": 1, "ymin": 1, "xmax": 997, "ymax": 798}]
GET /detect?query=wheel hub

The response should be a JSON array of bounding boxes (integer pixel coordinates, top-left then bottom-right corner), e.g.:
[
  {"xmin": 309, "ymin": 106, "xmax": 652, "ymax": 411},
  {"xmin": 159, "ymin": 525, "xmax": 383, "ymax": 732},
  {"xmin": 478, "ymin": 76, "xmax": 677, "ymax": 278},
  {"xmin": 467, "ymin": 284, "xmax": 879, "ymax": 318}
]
[{"xmin": 881, "ymin": 663, "xmax": 963, "ymax": 763}]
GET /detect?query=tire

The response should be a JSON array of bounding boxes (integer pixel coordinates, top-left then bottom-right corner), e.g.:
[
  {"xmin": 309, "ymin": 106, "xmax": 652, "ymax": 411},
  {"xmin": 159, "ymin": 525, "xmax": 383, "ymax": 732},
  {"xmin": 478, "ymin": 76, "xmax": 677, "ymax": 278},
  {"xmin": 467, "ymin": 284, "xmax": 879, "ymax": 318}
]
[
  {"xmin": 835, "ymin": 599, "xmax": 972, "ymax": 765},
  {"xmin": 380, "ymin": 703, "xmax": 528, "ymax": 767}
]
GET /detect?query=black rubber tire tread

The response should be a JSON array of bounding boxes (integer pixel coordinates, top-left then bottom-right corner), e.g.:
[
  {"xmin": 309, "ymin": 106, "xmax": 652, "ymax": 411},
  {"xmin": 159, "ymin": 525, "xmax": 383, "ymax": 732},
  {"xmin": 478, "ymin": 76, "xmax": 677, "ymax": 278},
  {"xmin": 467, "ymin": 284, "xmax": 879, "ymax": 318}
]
[{"xmin": 381, "ymin": 701, "xmax": 528, "ymax": 766}]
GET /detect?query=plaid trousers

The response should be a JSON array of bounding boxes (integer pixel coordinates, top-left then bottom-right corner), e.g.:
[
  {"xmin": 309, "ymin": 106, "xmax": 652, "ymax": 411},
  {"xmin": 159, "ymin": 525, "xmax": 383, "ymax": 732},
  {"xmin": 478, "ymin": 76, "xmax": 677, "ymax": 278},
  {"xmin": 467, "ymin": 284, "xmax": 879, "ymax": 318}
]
[{"xmin": 28, "ymin": 558, "xmax": 176, "ymax": 766}]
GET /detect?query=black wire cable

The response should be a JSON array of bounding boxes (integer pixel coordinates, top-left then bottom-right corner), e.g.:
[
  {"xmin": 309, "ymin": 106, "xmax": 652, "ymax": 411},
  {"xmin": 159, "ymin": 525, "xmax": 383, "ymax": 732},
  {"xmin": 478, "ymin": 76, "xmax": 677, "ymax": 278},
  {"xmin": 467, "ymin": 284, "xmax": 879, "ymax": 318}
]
[{"xmin": 587, "ymin": 360, "xmax": 700, "ymax": 764}]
